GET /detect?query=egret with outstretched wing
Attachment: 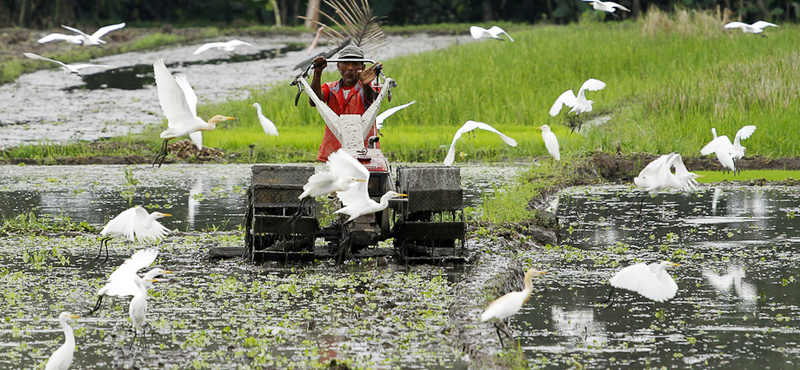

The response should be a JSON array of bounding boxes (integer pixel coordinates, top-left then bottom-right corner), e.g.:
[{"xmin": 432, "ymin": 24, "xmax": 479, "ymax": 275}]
[
  {"xmin": 444, "ymin": 120, "xmax": 518, "ymax": 166},
  {"xmin": 581, "ymin": 0, "xmax": 630, "ymax": 13},
  {"xmin": 23, "ymin": 52, "xmax": 111, "ymax": 76},
  {"xmin": 724, "ymin": 21, "xmax": 778, "ymax": 34},
  {"xmin": 60, "ymin": 22, "xmax": 126, "ymax": 45},
  {"xmin": 193, "ymin": 40, "xmax": 253, "ymax": 55},
  {"xmin": 469, "ymin": 26, "xmax": 514, "ymax": 42},
  {"xmin": 376, "ymin": 101, "xmax": 416, "ymax": 130}
]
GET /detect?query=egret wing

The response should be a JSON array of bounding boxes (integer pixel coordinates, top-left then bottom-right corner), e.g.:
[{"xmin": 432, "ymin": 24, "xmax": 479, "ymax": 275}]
[
  {"xmin": 578, "ymin": 78, "xmax": 606, "ymax": 96},
  {"xmin": 751, "ymin": 21, "xmax": 777, "ymax": 29},
  {"xmin": 724, "ymin": 22, "xmax": 747, "ymax": 29},
  {"xmin": 227, "ymin": 39, "xmax": 252, "ymax": 47},
  {"xmin": 443, "ymin": 121, "xmax": 475, "ymax": 165},
  {"xmin": 610, "ymin": 263, "xmax": 677, "ymax": 302},
  {"xmin": 23, "ymin": 52, "xmax": 67, "ymax": 67},
  {"xmin": 469, "ymin": 121, "xmax": 518, "ymax": 146},
  {"xmin": 37, "ymin": 33, "xmax": 82, "ymax": 44},
  {"xmin": 487, "ymin": 26, "xmax": 514, "ymax": 42},
  {"xmin": 193, "ymin": 42, "xmax": 223, "ymax": 55},
  {"xmin": 700, "ymin": 135, "xmax": 732, "ymax": 155},
  {"xmin": 107, "ymin": 248, "xmax": 159, "ymax": 282},
  {"xmin": 376, "ymin": 101, "xmax": 416, "ymax": 128},
  {"xmin": 549, "ymin": 90, "xmax": 577, "ymax": 116},
  {"xmin": 188, "ymin": 132, "xmax": 203, "ymax": 150},
  {"xmin": 300, "ymin": 171, "xmax": 340, "ymax": 199},
  {"xmin": 153, "ymin": 59, "xmax": 196, "ymax": 128},
  {"xmin": 256, "ymin": 108, "xmax": 279, "ymax": 136},
  {"xmin": 605, "ymin": 1, "xmax": 630, "ymax": 11},
  {"xmin": 100, "ymin": 207, "xmax": 139, "ymax": 241},
  {"xmin": 327, "ymin": 149, "xmax": 369, "ymax": 182},
  {"xmin": 335, "ymin": 181, "xmax": 371, "ymax": 209},
  {"xmin": 69, "ymin": 63, "xmax": 111, "ymax": 70},
  {"xmin": 174, "ymin": 74, "xmax": 198, "ymax": 117},
  {"xmin": 61, "ymin": 24, "xmax": 91, "ymax": 38},
  {"xmin": 91, "ymin": 22, "xmax": 126, "ymax": 39},
  {"xmin": 469, "ymin": 26, "xmax": 488, "ymax": 39},
  {"xmin": 734, "ymin": 125, "xmax": 756, "ymax": 142}
]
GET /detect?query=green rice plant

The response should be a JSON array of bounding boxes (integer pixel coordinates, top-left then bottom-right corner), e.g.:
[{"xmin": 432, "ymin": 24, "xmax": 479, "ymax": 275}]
[{"xmin": 0, "ymin": 213, "xmax": 96, "ymax": 236}]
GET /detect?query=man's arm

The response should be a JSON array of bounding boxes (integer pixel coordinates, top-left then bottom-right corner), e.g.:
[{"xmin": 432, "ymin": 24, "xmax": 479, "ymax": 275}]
[{"xmin": 309, "ymin": 56, "xmax": 327, "ymax": 107}]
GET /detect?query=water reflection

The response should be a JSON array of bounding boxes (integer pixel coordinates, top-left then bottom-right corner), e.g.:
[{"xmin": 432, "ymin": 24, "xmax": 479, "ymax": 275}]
[
  {"xmin": 515, "ymin": 185, "xmax": 800, "ymax": 369},
  {"xmin": 0, "ymin": 163, "xmax": 524, "ymax": 231}
]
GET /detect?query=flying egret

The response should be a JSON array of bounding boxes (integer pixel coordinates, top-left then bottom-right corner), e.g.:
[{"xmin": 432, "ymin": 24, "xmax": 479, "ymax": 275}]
[
  {"xmin": 724, "ymin": 21, "xmax": 778, "ymax": 34},
  {"xmin": 376, "ymin": 101, "xmax": 416, "ymax": 130},
  {"xmin": 39, "ymin": 22, "xmax": 126, "ymax": 45},
  {"xmin": 469, "ymin": 26, "xmax": 514, "ymax": 42},
  {"xmin": 23, "ymin": 52, "xmax": 111, "ymax": 76},
  {"xmin": 581, "ymin": 0, "xmax": 630, "ymax": 13},
  {"xmin": 549, "ymin": 78, "xmax": 606, "ymax": 131},
  {"xmin": 480, "ymin": 268, "xmax": 547, "ymax": 349},
  {"xmin": 86, "ymin": 249, "xmax": 168, "ymax": 315},
  {"xmin": 601, "ymin": 261, "xmax": 680, "ymax": 307},
  {"xmin": 700, "ymin": 128, "xmax": 735, "ymax": 173},
  {"xmin": 192, "ymin": 39, "xmax": 253, "ymax": 55},
  {"xmin": 300, "ymin": 150, "xmax": 368, "ymax": 201},
  {"xmin": 95, "ymin": 206, "xmax": 171, "ymax": 263},
  {"xmin": 335, "ymin": 187, "xmax": 407, "ymax": 223},
  {"xmin": 444, "ymin": 120, "xmax": 518, "ymax": 166},
  {"xmin": 250, "ymin": 102, "xmax": 279, "ymax": 136},
  {"xmin": 537, "ymin": 125, "xmax": 560, "ymax": 161},
  {"xmin": 152, "ymin": 59, "xmax": 236, "ymax": 167},
  {"xmin": 44, "ymin": 312, "xmax": 80, "ymax": 370}
]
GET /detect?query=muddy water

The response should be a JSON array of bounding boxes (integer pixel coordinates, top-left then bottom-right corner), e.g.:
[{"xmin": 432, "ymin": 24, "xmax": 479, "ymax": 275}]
[
  {"xmin": 0, "ymin": 162, "xmax": 524, "ymax": 231},
  {"xmin": 516, "ymin": 185, "xmax": 800, "ymax": 369}
]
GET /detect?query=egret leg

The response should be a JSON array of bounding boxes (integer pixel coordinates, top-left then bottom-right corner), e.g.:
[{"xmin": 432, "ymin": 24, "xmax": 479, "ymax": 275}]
[
  {"xmin": 599, "ymin": 287, "xmax": 616, "ymax": 309},
  {"xmin": 86, "ymin": 295, "xmax": 104, "ymax": 316},
  {"xmin": 152, "ymin": 139, "xmax": 171, "ymax": 168},
  {"xmin": 129, "ymin": 328, "xmax": 137, "ymax": 350},
  {"xmin": 286, "ymin": 197, "xmax": 309, "ymax": 229},
  {"xmin": 493, "ymin": 322, "xmax": 506, "ymax": 349}
]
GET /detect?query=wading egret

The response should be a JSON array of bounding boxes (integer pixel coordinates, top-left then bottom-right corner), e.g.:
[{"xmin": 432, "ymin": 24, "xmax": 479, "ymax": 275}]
[
  {"xmin": 95, "ymin": 206, "xmax": 171, "ymax": 263},
  {"xmin": 444, "ymin": 120, "xmax": 518, "ymax": 166},
  {"xmin": 601, "ymin": 261, "xmax": 680, "ymax": 307},
  {"xmin": 549, "ymin": 78, "xmax": 606, "ymax": 131},
  {"xmin": 23, "ymin": 52, "xmax": 111, "ymax": 76},
  {"xmin": 86, "ymin": 249, "xmax": 172, "ymax": 316},
  {"xmin": 724, "ymin": 21, "xmax": 778, "ymax": 34},
  {"xmin": 581, "ymin": 0, "xmax": 630, "ymax": 13},
  {"xmin": 537, "ymin": 125, "xmax": 560, "ymax": 161},
  {"xmin": 44, "ymin": 312, "xmax": 80, "ymax": 370},
  {"xmin": 250, "ymin": 102, "xmax": 279, "ymax": 136},
  {"xmin": 376, "ymin": 101, "xmax": 416, "ymax": 130},
  {"xmin": 634, "ymin": 153, "xmax": 701, "ymax": 193},
  {"xmin": 480, "ymin": 268, "xmax": 547, "ymax": 349},
  {"xmin": 152, "ymin": 59, "xmax": 236, "ymax": 167},
  {"xmin": 469, "ymin": 26, "xmax": 514, "ymax": 42},
  {"xmin": 192, "ymin": 39, "xmax": 253, "ymax": 55},
  {"xmin": 38, "ymin": 22, "xmax": 126, "ymax": 45}
]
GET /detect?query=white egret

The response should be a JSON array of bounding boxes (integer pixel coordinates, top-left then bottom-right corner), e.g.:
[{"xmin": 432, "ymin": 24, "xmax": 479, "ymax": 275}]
[
  {"xmin": 86, "ymin": 249, "xmax": 172, "ymax": 348},
  {"xmin": 701, "ymin": 125, "xmax": 755, "ymax": 175},
  {"xmin": 724, "ymin": 21, "xmax": 778, "ymax": 34},
  {"xmin": 634, "ymin": 153, "xmax": 701, "ymax": 193},
  {"xmin": 701, "ymin": 128, "xmax": 735, "ymax": 173},
  {"xmin": 192, "ymin": 39, "xmax": 253, "ymax": 55},
  {"xmin": 480, "ymin": 268, "xmax": 547, "ymax": 348},
  {"xmin": 38, "ymin": 22, "xmax": 126, "ymax": 45},
  {"xmin": 300, "ymin": 150, "xmax": 368, "ymax": 201},
  {"xmin": 152, "ymin": 59, "xmax": 235, "ymax": 167},
  {"xmin": 537, "ymin": 125, "xmax": 560, "ymax": 161},
  {"xmin": 333, "ymin": 159, "xmax": 407, "ymax": 222},
  {"xmin": 581, "ymin": 0, "xmax": 630, "ymax": 13},
  {"xmin": 23, "ymin": 52, "xmax": 111, "ymax": 76},
  {"xmin": 444, "ymin": 120, "xmax": 518, "ymax": 166},
  {"xmin": 549, "ymin": 78, "xmax": 606, "ymax": 131},
  {"xmin": 44, "ymin": 312, "xmax": 80, "ymax": 370},
  {"xmin": 95, "ymin": 206, "xmax": 171, "ymax": 263},
  {"xmin": 601, "ymin": 261, "xmax": 680, "ymax": 307},
  {"xmin": 250, "ymin": 102, "xmax": 279, "ymax": 136},
  {"xmin": 469, "ymin": 26, "xmax": 514, "ymax": 41},
  {"xmin": 376, "ymin": 101, "xmax": 416, "ymax": 130}
]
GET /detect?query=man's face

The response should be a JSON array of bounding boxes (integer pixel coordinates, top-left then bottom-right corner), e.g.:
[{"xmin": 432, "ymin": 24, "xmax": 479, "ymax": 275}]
[{"xmin": 338, "ymin": 61, "xmax": 364, "ymax": 86}]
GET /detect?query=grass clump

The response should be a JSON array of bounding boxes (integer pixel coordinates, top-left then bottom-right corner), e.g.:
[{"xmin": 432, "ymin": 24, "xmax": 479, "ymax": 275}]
[{"xmin": 0, "ymin": 213, "xmax": 96, "ymax": 236}]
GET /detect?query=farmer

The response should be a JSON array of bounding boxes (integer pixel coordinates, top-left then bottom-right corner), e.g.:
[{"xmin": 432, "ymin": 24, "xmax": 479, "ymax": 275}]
[{"xmin": 309, "ymin": 44, "xmax": 385, "ymax": 162}]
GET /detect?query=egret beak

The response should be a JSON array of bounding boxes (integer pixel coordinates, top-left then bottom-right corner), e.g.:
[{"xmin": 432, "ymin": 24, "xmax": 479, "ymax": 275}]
[
  {"xmin": 147, "ymin": 278, "xmax": 159, "ymax": 283},
  {"xmin": 249, "ymin": 103, "xmax": 255, "ymax": 107},
  {"xmin": 69, "ymin": 314, "xmax": 80, "ymax": 319},
  {"xmin": 668, "ymin": 263, "xmax": 681, "ymax": 267},
  {"xmin": 161, "ymin": 270, "xmax": 174, "ymax": 274},
  {"xmin": 695, "ymin": 175, "xmax": 706, "ymax": 178},
  {"xmin": 222, "ymin": 116, "xmax": 236, "ymax": 121},
  {"xmin": 356, "ymin": 179, "xmax": 367, "ymax": 182},
  {"xmin": 397, "ymin": 193, "xmax": 408, "ymax": 197},
  {"xmin": 536, "ymin": 126, "xmax": 543, "ymax": 130},
  {"xmin": 162, "ymin": 213, "xmax": 173, "ymax": 217},
  {"xmin": 536, "ymin": 270, "xmax": 547, "ymax": 275}
]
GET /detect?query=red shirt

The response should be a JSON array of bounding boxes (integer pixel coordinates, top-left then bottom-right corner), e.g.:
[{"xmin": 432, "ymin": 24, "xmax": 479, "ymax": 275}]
[{"xmin": 317, "ymin": 80, "xmax": 381, "ymax": 162}]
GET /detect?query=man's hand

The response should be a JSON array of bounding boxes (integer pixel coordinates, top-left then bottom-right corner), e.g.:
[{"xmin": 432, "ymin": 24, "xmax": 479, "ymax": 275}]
[
  {"xmin": 313, "ymin": 56, "xmax": 328, "ymax": 74},
  {"xmin": 358, "ymin": 63, "xmax": 382, "ymax": 86}
]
